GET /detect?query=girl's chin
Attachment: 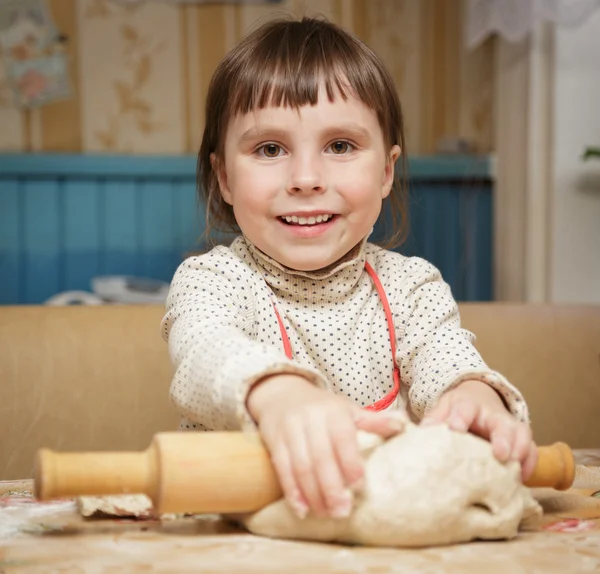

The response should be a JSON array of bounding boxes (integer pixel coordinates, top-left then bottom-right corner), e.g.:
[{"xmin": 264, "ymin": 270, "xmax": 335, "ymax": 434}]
[{"xmin": 272, "ymin": 246, "xmax": 363, "ymax": 273}]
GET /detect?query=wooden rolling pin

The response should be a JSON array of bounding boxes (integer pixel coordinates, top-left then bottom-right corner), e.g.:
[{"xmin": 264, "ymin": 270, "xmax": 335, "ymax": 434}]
[{"xmin": 34, "ymin": 432, "xmax": 575, "ymax": 515}]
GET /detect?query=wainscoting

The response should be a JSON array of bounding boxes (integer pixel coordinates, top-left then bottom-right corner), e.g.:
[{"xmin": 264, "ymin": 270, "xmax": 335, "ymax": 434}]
[{"xmin": 0, "ymin": 154, "xmax": 493, "ymax": 304}]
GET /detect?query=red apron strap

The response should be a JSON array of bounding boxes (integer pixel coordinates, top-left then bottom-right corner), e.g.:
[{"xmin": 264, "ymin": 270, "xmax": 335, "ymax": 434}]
[
  {"xmin": 272, "ymin": 261, "xmax": 401, "ymax": 411},
  {"xmin": 272, "ymin": 301, "xmax": 293, "ymax": 360},
  {"xmin": 362, "ymin": 261, "xmax": 401, "ymax": 411}
]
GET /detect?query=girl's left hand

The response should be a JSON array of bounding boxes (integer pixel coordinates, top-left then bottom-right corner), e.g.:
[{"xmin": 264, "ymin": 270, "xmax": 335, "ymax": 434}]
[{"xmin": 421, "ymin": 380, "xmax": 538, "ymax": 482}]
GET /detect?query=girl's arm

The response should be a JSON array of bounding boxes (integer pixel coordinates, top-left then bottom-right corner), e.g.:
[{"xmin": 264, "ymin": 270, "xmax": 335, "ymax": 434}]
[
  {"xmin": 392, "ymin": 257, "xmax": 528, "ymax": 424},
  {"xmin": 164, "ymin": 249, "xmax": 405, "ymax": 518},
  {"xmin": 161, "ymin": 250, "xmax": 326, "ymax": 431},
  {"xmin": 390, "ymin": 256, "xmax": 535, "ymax": 475}
]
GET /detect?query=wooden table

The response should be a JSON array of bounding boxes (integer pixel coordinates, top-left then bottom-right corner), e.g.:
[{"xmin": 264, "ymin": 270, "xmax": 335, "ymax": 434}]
[{"xmin": 2, "ymin": 451, "xmax": 600, "ymax": 573}]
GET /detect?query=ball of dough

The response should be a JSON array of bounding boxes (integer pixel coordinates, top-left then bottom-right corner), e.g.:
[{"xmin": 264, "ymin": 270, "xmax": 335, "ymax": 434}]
[{"xmin": 242, "ymin": 424, "xmax": 541, "ymax": 547}]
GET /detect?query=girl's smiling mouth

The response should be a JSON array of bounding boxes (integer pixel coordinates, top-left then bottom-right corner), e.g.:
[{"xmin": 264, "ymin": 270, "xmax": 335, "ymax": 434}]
[{"xmin": 277, "ymin": 213, "xmax": 338, "ymax": 236}]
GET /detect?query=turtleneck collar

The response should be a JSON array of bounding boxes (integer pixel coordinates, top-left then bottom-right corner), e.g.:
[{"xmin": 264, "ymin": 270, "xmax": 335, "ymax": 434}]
[{"xmin": 237, "ymin": 234, "xmax": 370, "ymax": 303}]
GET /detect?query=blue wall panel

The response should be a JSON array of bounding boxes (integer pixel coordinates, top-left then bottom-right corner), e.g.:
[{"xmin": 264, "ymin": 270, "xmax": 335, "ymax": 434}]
[
  {"xmin": 373, "ymin": 178, "xmax": 493, "ymax": 302},
  {"xmin": 0, "ymin": 154, "xmax": 493, "ymax": 304},
  {"xmin": 0, "ymin": 178, "xmax": 20, "ymax": 303},
  {"xmin": 139, "ymin": 180, "xmax": 176, "ymax": 281},
  {"xmin": 64, "ymin": 178, "xmax": 101, "ymax": 291},
  {"xmin": 104, "ymin": 179, "xmax": 139, "ymax": 277},
  {"xmin": 172, "ymin": 181, "xmax": 204, "ymax": 259},
  {"xmin": 23, "ymin": 179, "xmax": 62, "ymax": 304}
]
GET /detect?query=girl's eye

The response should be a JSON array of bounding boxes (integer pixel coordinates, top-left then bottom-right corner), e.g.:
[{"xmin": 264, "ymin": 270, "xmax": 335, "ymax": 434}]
[
  {"xmin": 329, "ymin": 141, "xmax": 353, "ymax": 154},
  {"xmin": 258, "ymin": 144, "xmax": 283, "ymax": 158}
]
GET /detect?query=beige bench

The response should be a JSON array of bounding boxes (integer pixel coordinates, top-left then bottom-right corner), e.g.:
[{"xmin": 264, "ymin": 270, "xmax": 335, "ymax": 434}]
[{"xmin": 1, "ymin": 303, "xmax": 599, "ymax": 480}]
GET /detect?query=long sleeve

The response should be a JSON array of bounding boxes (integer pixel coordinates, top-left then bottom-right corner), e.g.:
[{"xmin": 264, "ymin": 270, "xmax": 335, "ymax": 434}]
[
  {"xmin": 161, "ymin": 249, "xmax": 327, "ymax": 431},
  {"xmin": 390, "ymin": 257, "xmax": 529, "ymax": 423}
]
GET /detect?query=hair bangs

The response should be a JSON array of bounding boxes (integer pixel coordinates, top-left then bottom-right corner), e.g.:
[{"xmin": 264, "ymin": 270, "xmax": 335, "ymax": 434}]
[
  {"xmin": 224, "ymin": 19, "xmax": 400, "ymax": 149},
  {"xmin": 228, "ymin": 43, "xmax": 355, "ymax": 118}
]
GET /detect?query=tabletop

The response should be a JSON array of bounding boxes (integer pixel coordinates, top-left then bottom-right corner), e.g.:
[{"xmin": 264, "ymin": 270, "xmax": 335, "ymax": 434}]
[{"xmin": 1, "ymin": 451, "xmax": 600, "ymax": 573}]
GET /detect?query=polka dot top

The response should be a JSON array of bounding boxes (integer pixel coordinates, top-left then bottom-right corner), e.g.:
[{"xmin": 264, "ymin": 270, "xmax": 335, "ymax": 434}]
[{"xmin": 161, "ymin": 235, "xmax": 528, "ymax": 431}]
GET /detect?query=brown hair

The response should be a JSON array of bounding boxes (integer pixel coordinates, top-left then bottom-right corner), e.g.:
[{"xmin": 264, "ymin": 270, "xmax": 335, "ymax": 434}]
[{"xmin": 198, "ymin": 16, "xmax": 409, "ymax": 249}]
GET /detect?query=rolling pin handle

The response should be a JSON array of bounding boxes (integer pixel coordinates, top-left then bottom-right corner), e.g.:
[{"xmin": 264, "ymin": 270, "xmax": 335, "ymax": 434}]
[{"xmin": 524, "ymin": 442, "xmax": 575, "ymax": 490}]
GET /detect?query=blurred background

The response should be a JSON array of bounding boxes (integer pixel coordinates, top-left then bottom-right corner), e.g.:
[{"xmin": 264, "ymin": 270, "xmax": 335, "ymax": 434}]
[{"xmin": 0, "ymin": 0, "xmax": 599, "ymax": 305}]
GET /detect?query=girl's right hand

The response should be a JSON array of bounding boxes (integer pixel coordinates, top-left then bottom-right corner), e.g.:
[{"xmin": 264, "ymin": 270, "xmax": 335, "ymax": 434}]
[{"xmin": 246, "ymin": 374, "xmax": 406, "ymax": 519}]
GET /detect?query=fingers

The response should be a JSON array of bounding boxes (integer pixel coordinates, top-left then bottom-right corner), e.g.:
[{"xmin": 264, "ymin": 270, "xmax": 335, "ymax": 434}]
[
  {"xmin": 330, "ymin": 412, "xmax": 365, "ymax": 492},
  {"xmin": 265, "ymin": 414, "xmax": 327, "ymax": 519},
  {"xmin": 421, "ymin": 395, "xmax": 452, "ymax": 426},
  {"xmin": 270, "ymin": 442, "xmax": 309, "ymax": 519},
  {"xmin": 510, "ymin": 422, "xmax": 533, "ymax": 464},
  {"xmin": 489, "ymin": 415, "xmax": 516, "ymax": 462},
  {"xmin": 284, "ymin": 419, "xmax": 329, "ymax": 518},
  {"xmin": 521, "ymin": 441, "xmax": 538, "ymax": 482},
  {"xmin": 423, "ymin": 392, "xmax": 537, "ymax": 482},
  {"xmin": 354, "ymin": 408, "xmax": 406, "ymax": 438},
  {"xmin": 487, "ymin": 414, "xmax": 538, "ymax": 483},
  {"xmin": 500, "ymin": 418, "xmax": 537, "ymax": 481},
  {"xmin": 422, "ymin": 396, "xmax": 479, "ymax": 433},
  {"xmin": 308, "ymin": 418, "xmax": 357, "ymax": 518},
  {"xmin": 271, "ymin": 412, "xmax": 361, "ymax": 520},
  {"xmin": 309, "ymin": 409, "xmax": 408, "ymax": 518},
  {"xmin": 446, "ymin": 401, "xmax": 479, "ymax": 433}
]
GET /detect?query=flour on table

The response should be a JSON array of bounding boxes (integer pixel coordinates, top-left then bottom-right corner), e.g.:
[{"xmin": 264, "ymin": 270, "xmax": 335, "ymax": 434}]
[{"xmin": 241, "ymin": 424, "xmax": 542, "ymax": 547}]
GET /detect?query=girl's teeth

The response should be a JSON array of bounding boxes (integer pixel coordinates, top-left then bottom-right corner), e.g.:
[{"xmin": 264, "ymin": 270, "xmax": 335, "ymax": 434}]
[{"xmin": 283, "ymin": 214, "xmax": 332, "ymax": 225}]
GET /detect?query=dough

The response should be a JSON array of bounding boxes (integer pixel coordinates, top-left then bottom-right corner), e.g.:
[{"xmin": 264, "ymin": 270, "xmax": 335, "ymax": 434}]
[
  {"xmin": 241, "ymin": 424, "xmax": 542, "ymax": 547},
  {"xmin": 77, "ymin": 494, "xmax": 154, "ymax": 519}
]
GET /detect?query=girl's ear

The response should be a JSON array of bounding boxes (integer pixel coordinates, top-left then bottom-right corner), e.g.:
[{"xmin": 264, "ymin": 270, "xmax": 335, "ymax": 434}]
[
  {"xmin": 210, "ymin": 153, "xmax": 232, "ymax": 205},
  {"xmin": 381, "ymin": 144, "xmax": 401, "ymax": 199}
]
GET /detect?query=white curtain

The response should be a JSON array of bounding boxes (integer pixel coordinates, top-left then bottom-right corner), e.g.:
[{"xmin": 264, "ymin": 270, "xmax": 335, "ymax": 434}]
[{"xmin": 466, "ymin": 0, "xmax": 600, "ymax": 47}]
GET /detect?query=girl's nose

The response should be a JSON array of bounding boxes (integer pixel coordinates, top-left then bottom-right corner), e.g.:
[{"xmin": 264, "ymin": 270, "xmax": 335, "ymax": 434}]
[{"xmin": 287, "ymin": 155, "xmax": 325, "ymax": 194}]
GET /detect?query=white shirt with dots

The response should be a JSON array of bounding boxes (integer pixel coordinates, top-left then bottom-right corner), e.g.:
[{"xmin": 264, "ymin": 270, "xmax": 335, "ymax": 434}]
[{"xmin": 161, "ymin": 235, "xmax": 529, "ymax": 431}]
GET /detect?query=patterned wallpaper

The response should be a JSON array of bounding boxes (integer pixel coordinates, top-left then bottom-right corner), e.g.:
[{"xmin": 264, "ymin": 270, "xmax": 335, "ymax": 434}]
[{"xmin": 0, "ymin": 0, "xmax": 495, "ymax": 155}]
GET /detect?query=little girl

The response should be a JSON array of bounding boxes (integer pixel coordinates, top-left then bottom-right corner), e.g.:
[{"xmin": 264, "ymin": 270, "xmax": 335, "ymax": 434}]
[{"xmin": 162, "ymin": 16, "xmax": 536, "ymax": 521}]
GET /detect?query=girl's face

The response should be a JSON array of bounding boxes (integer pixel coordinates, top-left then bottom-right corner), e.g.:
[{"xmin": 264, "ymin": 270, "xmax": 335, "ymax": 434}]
[{"xmin": 215, "ymin": 86, "xmax": 400, "ymax": 271}]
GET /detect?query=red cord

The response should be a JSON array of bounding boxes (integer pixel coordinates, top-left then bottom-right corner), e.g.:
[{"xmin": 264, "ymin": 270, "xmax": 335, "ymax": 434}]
[
  {"xmin": 272, "ymin": 301, "xmax": 294, "ymax": 360},
  {"xmin": 272, "ymin": 261, "xmax": 400, "ymax": 412}
]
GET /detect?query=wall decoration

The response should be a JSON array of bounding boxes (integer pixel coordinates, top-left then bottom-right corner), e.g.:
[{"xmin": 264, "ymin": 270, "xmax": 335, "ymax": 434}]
[
  {"xmin": 0, "ymin": 0, "xmax": 497, "ymax": 154},
  {"xmin": 0, "ymin": 0, "xmax": 71, "ymax": 107},
  {"xmin": 78, "ymin": 0, "xmax": 185, "ymax": 153}
]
